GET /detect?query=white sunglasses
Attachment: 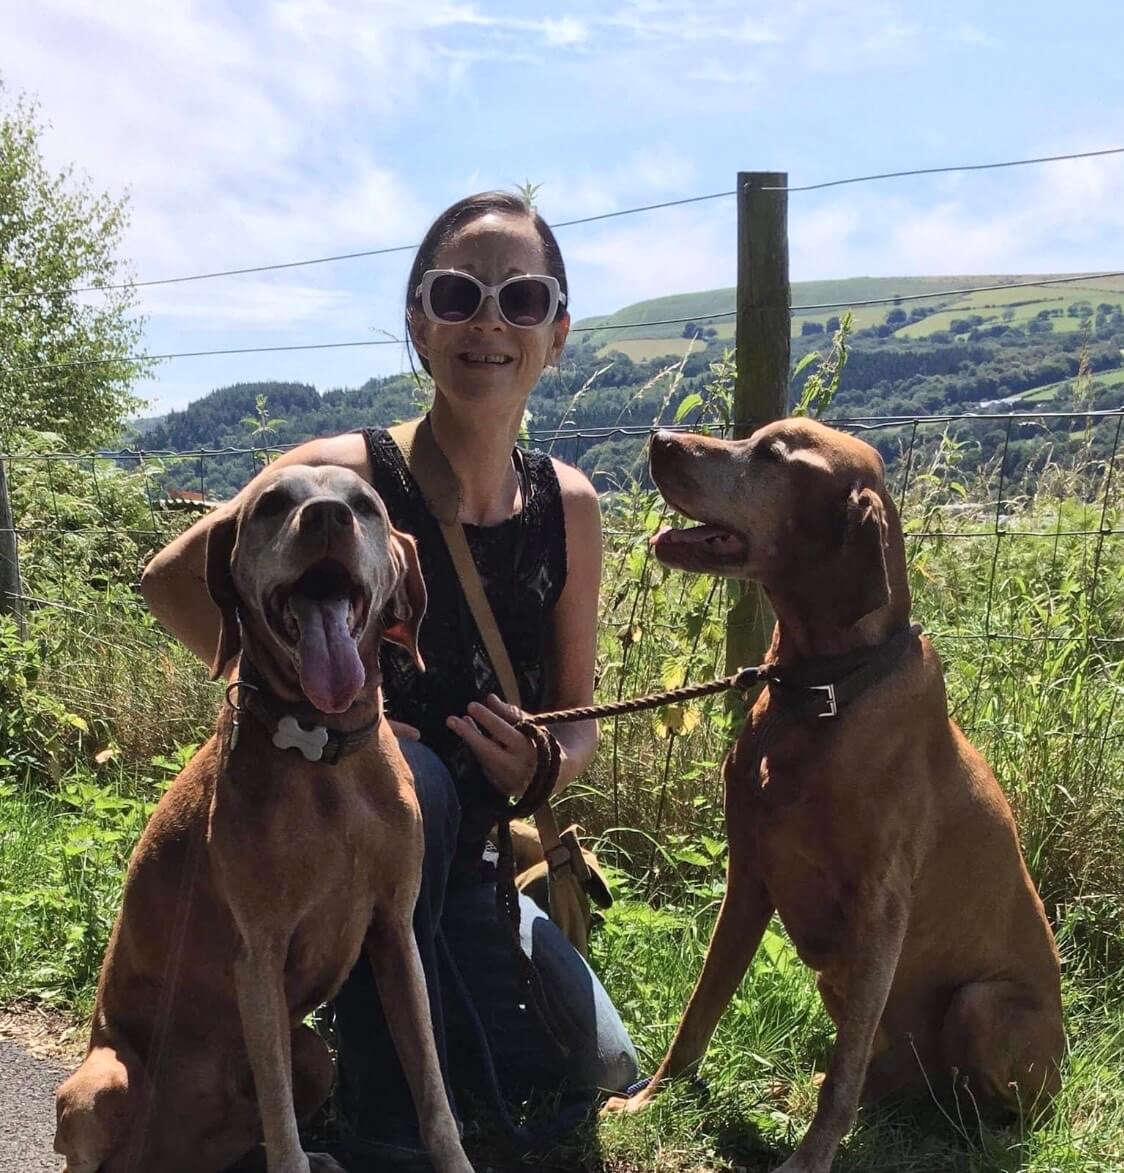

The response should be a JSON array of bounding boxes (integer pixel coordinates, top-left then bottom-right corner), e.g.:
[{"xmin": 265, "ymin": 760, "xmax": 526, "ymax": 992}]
[{"xmin": 416, "ymin": 269, "xmax": 566, "ymax": 329}]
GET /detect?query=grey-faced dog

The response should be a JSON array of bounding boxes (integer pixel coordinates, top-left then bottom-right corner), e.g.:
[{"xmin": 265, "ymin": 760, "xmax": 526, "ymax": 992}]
[{"xmin": 55, "ymin": 464, "xmax": 473, "ymax": 1173}]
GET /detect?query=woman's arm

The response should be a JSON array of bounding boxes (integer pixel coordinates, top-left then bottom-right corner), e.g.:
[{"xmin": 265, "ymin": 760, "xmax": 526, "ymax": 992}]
[
  {"xmin": 541, "ymin": 459, "xmax": 602, "ymax": 792},
  {"xmin": 449, "ymin": 459, "xmax": 602, "ymax": 797},
  {"xmin": 139, "ymin": 433, "xmax": 370, "ymax": 671}
]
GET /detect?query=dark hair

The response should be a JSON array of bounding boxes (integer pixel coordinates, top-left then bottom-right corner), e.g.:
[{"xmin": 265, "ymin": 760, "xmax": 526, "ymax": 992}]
[{"xmin": 405, "ymin": 191, "xmax": 569, "ymax": 376}]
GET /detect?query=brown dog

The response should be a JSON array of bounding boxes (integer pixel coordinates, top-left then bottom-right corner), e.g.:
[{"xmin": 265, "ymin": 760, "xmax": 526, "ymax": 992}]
[
  {"xmin": 604, "ymin": 419, "xmax": 1064, "ymax": 1172},
  {"xmin": 54, "ymin": 465, "xmax": 473, "ymax": 1173}
]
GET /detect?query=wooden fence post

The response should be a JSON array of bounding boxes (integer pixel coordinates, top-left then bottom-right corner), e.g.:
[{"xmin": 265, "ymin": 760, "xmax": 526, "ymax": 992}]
[
  {"xmin": 725, "ymin": 170, "xmax": 790, "ymax": 681},
  {"xmin": 0, "ymin": 455, "xmax": 26, "ymax": 638}
]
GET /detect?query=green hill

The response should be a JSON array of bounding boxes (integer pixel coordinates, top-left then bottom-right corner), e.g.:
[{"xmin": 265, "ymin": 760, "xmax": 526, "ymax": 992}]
[
  {"xmin": 577, "ymin": 274, "xmax": 1124, "ymax": 359},
  {"xmin": 122, "ymin": 275, "xmax": 1124, "ymax": 500}
]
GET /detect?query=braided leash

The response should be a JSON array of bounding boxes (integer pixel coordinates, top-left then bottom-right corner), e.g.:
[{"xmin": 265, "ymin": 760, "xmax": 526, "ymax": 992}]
[{"xmin": 530, "ymin": 664, "xmax": 765, "ymax": 726}]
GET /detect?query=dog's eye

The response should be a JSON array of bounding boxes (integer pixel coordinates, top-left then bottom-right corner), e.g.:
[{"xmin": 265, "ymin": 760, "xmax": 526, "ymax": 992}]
[
  {"xmin": 351, "ymin": 494, "xmax": 377, "ymax": 517},
  {"xmin": 256, "ymin": 488, "xmax": 293, "ymax": 518}
]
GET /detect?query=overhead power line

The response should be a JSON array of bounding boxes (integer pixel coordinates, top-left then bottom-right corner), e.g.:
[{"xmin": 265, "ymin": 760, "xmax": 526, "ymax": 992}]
[
  {"xmin": 4, "ymin": 191, "xmax": 738, "ymax": 300},
  {"xmin": 5, "ymin": 146, "xmax": 1121, "ymax": 301},
  {"xmin": 551, "ymin": 190, "xmax": 736, "ymax": 227},
  {"xmin": 759, "ymin": 146, "xmax": 1124, "ymax": 193},
  {"xmin": 580, "ymin": 271, "xmax": 1124, "ymax": 328},
  {"xmin": 6, "ymin": 337, "xmax": 404, "ymax": 374},
  {"xmin": 7, "ymin": 271, "xmax": 1123, "ymax": 375}
]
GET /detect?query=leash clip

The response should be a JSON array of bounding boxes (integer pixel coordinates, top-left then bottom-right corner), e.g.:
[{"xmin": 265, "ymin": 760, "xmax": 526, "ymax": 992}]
[
  {"xmin": 811, "ymin": 682, "xmax": 838, "ymax": 718},
  {"xmin": 224, "ymin": 680, "xmax": 260, "ymax": 751},
  {"xmin": 733, "ymin": 665, "xmax": 763, "ymax": 694}
]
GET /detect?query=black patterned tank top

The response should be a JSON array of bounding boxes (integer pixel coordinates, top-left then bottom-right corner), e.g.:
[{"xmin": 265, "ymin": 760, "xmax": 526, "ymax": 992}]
[{"xmin": 361, "ymin": 426, "xmax": 568, "ymax": 879}]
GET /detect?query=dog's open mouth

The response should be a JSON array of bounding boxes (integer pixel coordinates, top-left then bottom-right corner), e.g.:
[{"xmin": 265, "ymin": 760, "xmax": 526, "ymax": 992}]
[
  {"xmin": 650, "ymin": 523, "xmax": 748, "ymax": 572},
  {"xmin": 269, "ymin": 559, "xmax": 371, "ymax": 714}
]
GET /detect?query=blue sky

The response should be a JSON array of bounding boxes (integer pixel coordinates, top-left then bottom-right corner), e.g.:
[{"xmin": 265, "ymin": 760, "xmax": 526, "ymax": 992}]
[{"xmin": 7, "ymin": 0, "xmax": 1124, "ymax": 413}]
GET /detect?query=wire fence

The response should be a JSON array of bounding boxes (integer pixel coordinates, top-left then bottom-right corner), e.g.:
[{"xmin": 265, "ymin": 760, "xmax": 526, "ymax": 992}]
[{"xmin": 1, "ymin": 407, "xmax": 1121, "ymax": 735}]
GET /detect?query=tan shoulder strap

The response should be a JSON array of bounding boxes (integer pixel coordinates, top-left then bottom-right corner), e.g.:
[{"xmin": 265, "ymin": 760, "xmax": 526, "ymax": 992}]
[
  {"xmin": 388, "ymin": 416, "xmax": 522, "ymax": 707},
  {"xmin": 387, "ymin": 416, "xmax": 571, "ymax": 877}
]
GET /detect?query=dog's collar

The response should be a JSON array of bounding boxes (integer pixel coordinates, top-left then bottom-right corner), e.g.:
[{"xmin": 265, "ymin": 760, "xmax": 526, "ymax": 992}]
[
  {"xmin": 745, "ymin": 624, "xmax": 921, "ymax": 788},
  {"xmin": 224, "ymin": 661, "xmax": 381, "ymax": 765},
  {"xmin": 763, "ymin": 623, "xmax": 921, "ymax": 719}
]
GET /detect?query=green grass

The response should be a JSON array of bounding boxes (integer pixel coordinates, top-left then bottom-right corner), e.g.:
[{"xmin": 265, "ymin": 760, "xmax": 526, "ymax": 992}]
[
  {"xmin": 577, "ymin": 905, "xmax": 1124, "ymax": 1173},
  {"xmin": 1014, "ymin": 365, "xmax": 1124, "ymax": 404},
  {"xmin": 0, "ymin": 775, "xmax": 154, "ymax": 1011}
]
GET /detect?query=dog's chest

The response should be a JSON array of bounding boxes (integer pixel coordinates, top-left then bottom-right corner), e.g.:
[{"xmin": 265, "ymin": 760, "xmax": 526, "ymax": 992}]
[
  {"xmin": 212, "ymin": 758, "xmax": 413, "ymax": 919},
  {"xmin": 246, "ymin": 784, "xmax": 413, "ymax": 1014},
  {"xmin": 757, "ymin": 829, "xmax": 848, "ymax": 969},
  {"xmin": 727, "ymin": 733, "xmax": 850, "ymax": 969}
]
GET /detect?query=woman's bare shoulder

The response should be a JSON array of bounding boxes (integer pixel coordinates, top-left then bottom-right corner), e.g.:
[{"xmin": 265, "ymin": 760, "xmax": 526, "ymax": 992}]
[
  {"xmin": 548, "ymin": 456, "xmax": 598, "ymax": 506},
  {"xmin": 549, "ymin": 457, "xmax": 601, "ymax": 558}
]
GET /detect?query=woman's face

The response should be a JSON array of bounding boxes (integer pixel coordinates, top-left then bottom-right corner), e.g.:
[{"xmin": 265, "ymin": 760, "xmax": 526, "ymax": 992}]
[{"xmin": 409, "ymin": 212, "xmax": 569, "ymax": 410}]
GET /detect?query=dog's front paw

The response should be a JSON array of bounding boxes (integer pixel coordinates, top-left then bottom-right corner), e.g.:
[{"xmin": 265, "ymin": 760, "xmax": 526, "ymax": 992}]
[
  {"xmin": 772, "ymin": 1156, "xmax": 830, "ymax": 1173},
  {"xmin": 306, "ymin": 1152, "xmax": 347, "ymax": 1173},
  {"xmin": 601, "ymin": 1088, "xmax": 654, "ymax": 1116}
]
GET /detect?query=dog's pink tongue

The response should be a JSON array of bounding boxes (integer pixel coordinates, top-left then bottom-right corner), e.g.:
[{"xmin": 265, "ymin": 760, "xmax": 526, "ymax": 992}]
[{"xmin": 290, "ymin": 594, "xmax": 365, "ymax": 714}]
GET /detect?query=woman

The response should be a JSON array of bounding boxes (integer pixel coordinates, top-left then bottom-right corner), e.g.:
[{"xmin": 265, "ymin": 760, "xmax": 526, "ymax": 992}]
[{"xmin": 140, "ymin": 191, "xmax": 638, "ymax": 1167}]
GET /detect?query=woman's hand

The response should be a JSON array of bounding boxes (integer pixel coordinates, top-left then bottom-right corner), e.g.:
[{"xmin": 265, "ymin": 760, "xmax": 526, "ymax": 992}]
[{"xmin": 447, "ymin": 694, "xmax": 537, "ymax": 801}]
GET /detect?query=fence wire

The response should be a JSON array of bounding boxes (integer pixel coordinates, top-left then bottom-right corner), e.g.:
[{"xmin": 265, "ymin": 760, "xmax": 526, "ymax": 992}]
[{"xmin": 1, "ymin": 409, "xmax": 1121, "ymax": 759}]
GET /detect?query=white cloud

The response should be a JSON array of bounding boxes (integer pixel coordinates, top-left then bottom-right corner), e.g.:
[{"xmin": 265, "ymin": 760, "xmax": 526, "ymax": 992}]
[
  {"xmin": 538, "ymin": 147, "xmax": 701, "ymax": 223},
  {"xmin": 686, "ymin": 62, "xmax": 759, "ymax": 86},
  {"xmin": 789, "ymin": 204, "xmax": 865, "ymax": 280},
  {"xmin": 952, "ymin": 22, "xmax": 999, "ymax": 48},
  {"xmin": 734, "ymin": 17, "xmax": 784, "ymax": 44},
  {"xmin": 788, "ymin": 147, "xmax": 1124, "ymax": 278},
  {"xmin": 541, "ymin": 17, "xmax": 589, "ymax": 47},
  {"xmin": 2, "ymin": 0, "xmax": 444, "ymax": 351},
  {"xmin": 139, "ymin": 280, "xmax": 353, "ymax": 330},
  {"xmin": 566, "ymin": 205, "xmax": 735, "ymax": 312}
]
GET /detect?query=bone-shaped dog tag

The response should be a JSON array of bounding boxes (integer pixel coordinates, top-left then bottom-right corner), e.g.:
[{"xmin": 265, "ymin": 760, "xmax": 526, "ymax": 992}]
[{"xmin": 272, "ymin": 715, "xmax": 330, "ymax": 762}]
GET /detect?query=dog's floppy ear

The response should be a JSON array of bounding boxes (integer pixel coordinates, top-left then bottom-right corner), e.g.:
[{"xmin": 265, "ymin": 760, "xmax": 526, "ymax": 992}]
[
  {"xmin": 383, "ymin": 530, "xmax": 427, "ymax": 669},
  {"xmin": 834, "ymin": 484, "xmax": 890, "ymax": 626},
  {"xmin": 204, "ymin": 512, "xmax": 242, "ymax": 680}
]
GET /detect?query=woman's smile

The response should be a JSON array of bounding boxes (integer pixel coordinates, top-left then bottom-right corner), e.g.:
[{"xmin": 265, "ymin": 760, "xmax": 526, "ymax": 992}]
[{"xmin": 460, "ymin": 350, "xmax": 514, "ymax": 365}]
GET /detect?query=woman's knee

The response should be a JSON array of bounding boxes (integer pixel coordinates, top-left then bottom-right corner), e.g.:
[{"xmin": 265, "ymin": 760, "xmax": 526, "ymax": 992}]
[
  {"xmin": 530, "ymin": 910, "xmax": 638, "ymax": 1093},
  {"xmin": 518, "ymin": 904, "xmax": 639, "ymax": 1094}
]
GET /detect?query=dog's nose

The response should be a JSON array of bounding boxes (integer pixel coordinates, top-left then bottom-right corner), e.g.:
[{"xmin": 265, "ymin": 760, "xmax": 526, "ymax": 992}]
[
  {"xmin": 299, "ymin": 498, "xmax": 353, "ymax": 537},
  {"xmin": 650, "ymin": 429, "xmax": 680, "ymax": 464}
]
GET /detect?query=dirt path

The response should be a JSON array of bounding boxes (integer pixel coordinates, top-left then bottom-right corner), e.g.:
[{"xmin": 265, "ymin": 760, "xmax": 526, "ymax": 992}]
[
  {"xmin": 0, "ymin": 1040, "xmax": 65, "ymax": 1172},
  {"xmin": 0, "ymin": 1004, "xmax": 84, "ymax": 1173}
]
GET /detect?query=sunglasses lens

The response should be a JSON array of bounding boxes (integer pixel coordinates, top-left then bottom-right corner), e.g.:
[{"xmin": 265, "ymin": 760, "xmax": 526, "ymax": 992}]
[
  {"xmin": 499, "ymin": 278, "xmax": 552, "ymax": 327},
  {"xmin": 428, "ymin": 273, "xmax": 482, "ymax": 323}
]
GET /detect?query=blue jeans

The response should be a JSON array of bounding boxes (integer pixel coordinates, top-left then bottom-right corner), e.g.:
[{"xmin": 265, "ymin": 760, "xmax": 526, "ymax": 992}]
[{"xmin": 332, "ymin": 740, "xmax": 638, "ymax": 1147}]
